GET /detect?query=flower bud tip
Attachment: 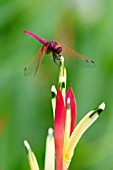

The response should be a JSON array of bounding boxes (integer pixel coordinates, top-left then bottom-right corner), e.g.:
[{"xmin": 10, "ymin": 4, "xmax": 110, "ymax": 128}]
[
  {"xmin": 99, "ymin": 102, "xmax": 105, "ymax": 110},
  {"xmin": 48, "ymin": 128, "xmax": 53, "ymax": 136},
  {"xmin": 51, "ymin": 85, "xmax": 57, "ymax": 94},
  {"xmin": 60, "ymin": 55, "xmax": 64, "ymax": 62},
  {"xmin": 24, "ymin": 140, "xmax": 30, "ymax": 150}
]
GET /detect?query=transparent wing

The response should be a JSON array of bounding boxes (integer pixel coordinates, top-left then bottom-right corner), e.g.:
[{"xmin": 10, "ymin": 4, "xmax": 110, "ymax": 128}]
[
  {"xmin": 24, "ymin": 44, "xmax": 48, "ymax": 76},
  {"xmin": 57, "ymin": 42, "xmax": 95, "ymax": 67}
]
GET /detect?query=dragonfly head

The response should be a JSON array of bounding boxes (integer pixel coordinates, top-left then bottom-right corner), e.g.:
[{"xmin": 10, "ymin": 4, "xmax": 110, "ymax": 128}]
[
  {"xmin": 54, "ymin": 44, "xmax": 62, "ymax": 54},
  {"xmin": 48, "ymin": 41, "xmax": 62, "ymax": 54}
]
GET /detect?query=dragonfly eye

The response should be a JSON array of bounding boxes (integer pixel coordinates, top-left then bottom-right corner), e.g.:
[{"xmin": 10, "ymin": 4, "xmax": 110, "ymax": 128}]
[{"xmin": 55, "ymin": 46, "xmax": 62, "ymax": 54}]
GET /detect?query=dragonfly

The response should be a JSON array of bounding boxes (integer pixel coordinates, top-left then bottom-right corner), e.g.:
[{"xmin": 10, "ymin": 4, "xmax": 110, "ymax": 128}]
[{"xmin": 24, "ymin": 30, "xmax": 94, "ymax": 75}]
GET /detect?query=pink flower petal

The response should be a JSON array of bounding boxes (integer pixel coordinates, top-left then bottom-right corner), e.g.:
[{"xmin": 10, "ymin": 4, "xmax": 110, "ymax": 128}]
[
  {"xmin": 66, "ymin": 87, "xmax": 76, "ymax": 135},
  {"xmin": 54, "ymin": 89, "xmax": 66, "ymax": 170}
]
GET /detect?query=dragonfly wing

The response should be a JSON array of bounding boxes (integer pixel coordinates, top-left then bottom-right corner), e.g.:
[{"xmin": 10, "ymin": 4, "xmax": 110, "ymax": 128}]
[
  {"xmin": 24, "ymin": 44, "xmax": 48, "ymax": 76},
  {"xmin": 34, "ymin": 43, "xmax": 49, "ymax": 75},
  {"xmin": 57, "ymin": 42, "xmax": 95, "ymax": 67},
  {"xmin": 24, "ymin": 49, "xmax": 41, "ymax": 76}
]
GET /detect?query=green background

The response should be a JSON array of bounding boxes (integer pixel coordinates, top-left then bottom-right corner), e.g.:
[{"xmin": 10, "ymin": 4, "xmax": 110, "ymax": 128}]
[{"xmin": 0, "ymin": 0, "xmax": 113, "ymax": 169}]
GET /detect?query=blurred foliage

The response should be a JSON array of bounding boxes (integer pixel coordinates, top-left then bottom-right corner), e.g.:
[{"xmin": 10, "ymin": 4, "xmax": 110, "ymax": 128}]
[{"xmin": 0, "ymin": 0, "xmax": 113, "ymax": 169}]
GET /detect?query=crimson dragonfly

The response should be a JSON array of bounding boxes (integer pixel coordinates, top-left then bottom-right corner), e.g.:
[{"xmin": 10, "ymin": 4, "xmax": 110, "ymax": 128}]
[{"xmin": 24, "ymin": 30, "xmax": 94, "ymax": 75}]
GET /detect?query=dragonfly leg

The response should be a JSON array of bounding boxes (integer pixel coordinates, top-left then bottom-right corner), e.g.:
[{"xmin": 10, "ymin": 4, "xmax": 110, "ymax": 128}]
[
  {"xmin": 56, "ymin": 54, "xmax": 62, "ymax": 60},
  {"xmin": 52, "ymin": 53, "xmax": 60, "ymax": 66}
]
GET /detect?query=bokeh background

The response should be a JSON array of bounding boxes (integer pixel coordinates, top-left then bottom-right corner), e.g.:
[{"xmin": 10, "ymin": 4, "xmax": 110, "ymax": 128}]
[{"xmin": 0, "ymin": 0, "xmax": 113, "ymax": 169}]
